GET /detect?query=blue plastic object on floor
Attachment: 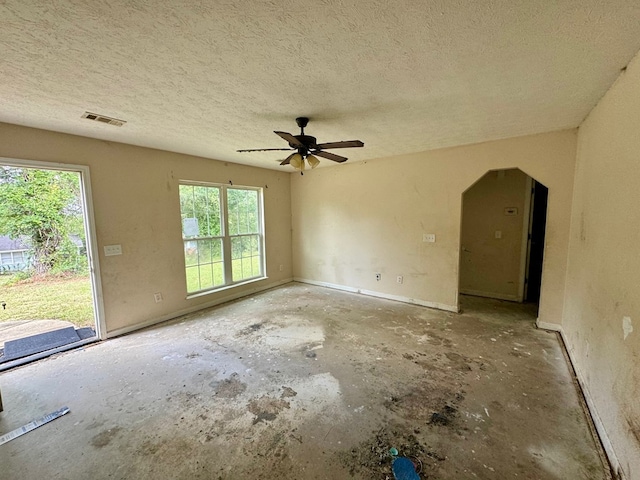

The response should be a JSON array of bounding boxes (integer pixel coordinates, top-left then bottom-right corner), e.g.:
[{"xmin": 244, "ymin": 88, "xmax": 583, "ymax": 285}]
[{"xmin": 392, "ymin": 456, "xmax": 420, "ymax": 480}]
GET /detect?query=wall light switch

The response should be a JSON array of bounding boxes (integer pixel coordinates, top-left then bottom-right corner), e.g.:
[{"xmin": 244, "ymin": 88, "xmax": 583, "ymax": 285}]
[
  {"xmin": 495, "ymin": 231, "xmax": 502, "ymax": 239},
  {"xmin": 423, "ymin": 233, "xmax": 436, "ymax": 243},
  {"xmin": 104, "ymin": 244, "xmax": 122, "ymax": 256}
]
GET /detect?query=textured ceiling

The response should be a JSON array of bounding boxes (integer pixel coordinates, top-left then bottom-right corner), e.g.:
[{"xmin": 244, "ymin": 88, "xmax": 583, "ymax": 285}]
[{"xmin": 1, "ymin": 1, "xmax": 640, "ymax": 170}]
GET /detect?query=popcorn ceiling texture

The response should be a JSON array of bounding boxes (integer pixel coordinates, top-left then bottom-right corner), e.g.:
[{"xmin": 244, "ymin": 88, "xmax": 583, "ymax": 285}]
[{"xmin": 1, "ymin": 0, "xmax": 639, "ymax": 169}]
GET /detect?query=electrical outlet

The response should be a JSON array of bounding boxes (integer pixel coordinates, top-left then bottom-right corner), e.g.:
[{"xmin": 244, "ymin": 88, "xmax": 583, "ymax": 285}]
[
  {"xmin": 154, "ymin": 292, "xmax": 163, "ymax": 303},
  {"xmin": 375, "ymin": 273, "xmax": 381, "ymax": 281},
  {"xmin": 495, "ymin": 230, "xmax": 502, "ymax": 239},
  {"xmin": 104, "ymin": 244, "xmax": 122, "ymax": 256},
  {"xmin": 423, "ymin": 234, "xmax": 436, "ymax": 243},
  {"xmin": 397, "ymin": 276, "xmax": 403, "ymax": 284},
  {"xmin": 279, "ymin": 264, "xmax": 284, "ymax": 272}
]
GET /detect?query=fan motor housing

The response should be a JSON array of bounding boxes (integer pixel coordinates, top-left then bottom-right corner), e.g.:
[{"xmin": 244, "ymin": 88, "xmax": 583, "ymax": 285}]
[{"xmin": 292, "ymin": 135, "xmax": 316, "ymax": 149}]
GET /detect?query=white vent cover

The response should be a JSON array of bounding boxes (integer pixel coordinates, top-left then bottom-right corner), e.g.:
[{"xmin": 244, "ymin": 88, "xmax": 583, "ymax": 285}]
[{"xmin": 81, "ymin": 111, "xmax": 126, "ymax": 127}]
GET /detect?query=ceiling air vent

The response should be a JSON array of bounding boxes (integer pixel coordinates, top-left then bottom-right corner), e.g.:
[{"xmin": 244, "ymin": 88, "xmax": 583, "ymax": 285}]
[{"xmin": 81, "ymin": 111, "xmax": 126, "ymax": 127}]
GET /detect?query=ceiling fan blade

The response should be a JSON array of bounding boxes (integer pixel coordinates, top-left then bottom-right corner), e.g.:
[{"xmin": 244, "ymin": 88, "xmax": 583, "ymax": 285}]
[
  {"xmin": 314, "ymin": 140, "xmax": 364, "ymax": 150},
  {"xmin": 312, "ymin": 150, "xmax": 348, "ymax": 163},
  {"xmin": 237, "ymin": 147, "xmax": 293, "ymax": 152},
  {"xmin": 274, "ymin": 131, "xmax": 305, "ymax": 148},
  {"xmin": 280, "ymin": 153, "xmax": 297, "ymax": 165}
]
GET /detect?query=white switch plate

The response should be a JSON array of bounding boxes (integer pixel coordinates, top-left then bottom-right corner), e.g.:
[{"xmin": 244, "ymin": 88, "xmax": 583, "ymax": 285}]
[
  {"xmin": 423, "ymin": 233, "xmax": 436, "ymax": 243},
  {"xmin": 154, "ymin": 292, "xmax": 163, "ymax": 303},
  {"xmin": 104, "ymin": 244, "xmax": 122, "ymax": 256},
  {"xmin": 397, "ymin": 276, "xmax": 403, "ymax": 284},
  {"xmin": 495, "ymin": 231, "xmax": 502, "ymax": 239}
]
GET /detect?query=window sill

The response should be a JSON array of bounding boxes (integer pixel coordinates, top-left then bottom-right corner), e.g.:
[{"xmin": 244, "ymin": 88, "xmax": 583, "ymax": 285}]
[{"xmin": 186, "ymin": 276, "xmax": 268, "ymax": 300}]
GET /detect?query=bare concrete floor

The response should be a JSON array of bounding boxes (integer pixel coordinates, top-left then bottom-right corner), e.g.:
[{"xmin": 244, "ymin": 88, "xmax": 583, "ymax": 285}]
[{"xmin": 0, "ymin": 283, "xmax": 608, "ymax": 479}]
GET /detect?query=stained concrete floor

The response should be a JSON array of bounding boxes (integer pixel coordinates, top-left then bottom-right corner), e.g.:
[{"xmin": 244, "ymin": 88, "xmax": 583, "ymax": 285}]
[{"xmin": 0, "ymin": 283, "xmax": 609, "ymax": 479}]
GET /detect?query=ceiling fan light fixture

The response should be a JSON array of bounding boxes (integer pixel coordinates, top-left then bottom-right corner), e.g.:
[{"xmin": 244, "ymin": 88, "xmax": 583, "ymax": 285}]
[
  {"xmin": 307, "ymin": 154, "xmax": 320, "ymax": 169},
  {"xmin": 289, "ymin": 153, "xmax": 303, "ymax": 169},
  {"xmin": 237, "ymin": 117, "xmax": 364, "ymax": 168}
]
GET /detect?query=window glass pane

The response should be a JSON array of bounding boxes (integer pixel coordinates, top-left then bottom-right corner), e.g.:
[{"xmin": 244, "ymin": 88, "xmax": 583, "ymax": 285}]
[
  {"xmin": 213, "ymin": 262, "xmax": 224, "ymax": 286},
  {"xmin": 193, "ymin": 186, "xmax": 209, "ymax": 236},
  {"xmin": 231, "ymin": 236, "xmax": 241, "ymax": 260},
  {"xmin": 248, "ymin": 193, "xmax": 258, "ymax": 232},
  {"xmin": 179, "ymin": 185, "xmax": 194, "ymax": 220},
  {"xmin": 231, "ymin": 237, "xmax": 241, "ymax": 281},
  {"xmin": 184, "ymin": 241, "xmax": 198, "ymax": 267},
  {"xmin": 0, "ymin": 253, "xmax": 10, "ymax": 263},
  {"xmin": 228, "ymin": 188, "xmax": 258, "ymax": 235},
  {"xmin": 232, "ymin": 258, "xmax": 242, "ymax": 282},
  {"xmin": 197, "ymin": 239, "xmax": 212, "ymax": 264},
  {"xmin": 250, "ymin": 235, "xmax": 259, "ymax": 256},
  {"xmin": 231, "ymin": 234, "xmax": 261, "ymax": 282},
  {"xmin": 207, "ymin": 187, "xmax": 222, "ymax": 236},
  {"xmin": 199, "ymin": 264, "xmax": 214, "ymax": 290},
  {"xmin": 186, "ymin": 266, "xmax": 200, "ymax": 292},
  {"xmin": 212, "ymin": 239, "xmax": 222, "ymax": 262},
  {"xmin": 179, "ymin": 185, "xmax": 221, "ymax": 238}
]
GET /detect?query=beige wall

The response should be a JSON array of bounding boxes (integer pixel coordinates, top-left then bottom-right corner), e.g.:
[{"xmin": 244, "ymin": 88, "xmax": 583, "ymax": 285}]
[
  {"xmin": 292, "ymin": 130, "xmax": 576, "ymax": 324},
  {"xmin": 0, "ymin": 122, "xmax": 292, "ymax": 335},
  {"xmin": 563, "ymin": 52, "xmax": 640, "ymax": 479},
  {"xmin": 460, "ymin": 168, "xmax": 529, "ymax": 301}
]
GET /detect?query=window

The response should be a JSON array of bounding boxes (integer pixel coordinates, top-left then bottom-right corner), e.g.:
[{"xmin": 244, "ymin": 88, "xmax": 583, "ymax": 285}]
[
  {"xmin": 0, "ymin": 250, "xmax": 27, "ymax": 266},
  {"xmin": 179, "ymin": 183, "xmax": 264, "ymax": 294}
]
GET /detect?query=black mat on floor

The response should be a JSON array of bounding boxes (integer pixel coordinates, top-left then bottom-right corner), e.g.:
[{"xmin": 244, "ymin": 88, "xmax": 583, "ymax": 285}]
[
  {"xmin": 76, "ymin": 327, "xmax": 96, "ymax": 340},
  {"xmin": 1, "ymin": 327, "xmax": 81, "ymax": 363}
]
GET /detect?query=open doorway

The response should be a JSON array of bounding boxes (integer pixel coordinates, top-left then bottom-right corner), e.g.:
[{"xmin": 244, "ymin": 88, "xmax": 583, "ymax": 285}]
[
  {"xmin": 0, "ymin": 159, "xmax": 104, "ymax": 369},
  {"xmin": 459, "ymin": 168, "xmax": 548, "ymax": 312},
  {"xmin": 523, "ymin": 180, "xmax": 548, "ymax": 304}
]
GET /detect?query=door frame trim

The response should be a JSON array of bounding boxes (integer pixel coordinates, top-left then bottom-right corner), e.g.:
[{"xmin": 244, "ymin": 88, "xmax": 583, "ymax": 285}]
[{"xmin": 518, "ymin": 176, "xmax": 534, "ymax": 302}]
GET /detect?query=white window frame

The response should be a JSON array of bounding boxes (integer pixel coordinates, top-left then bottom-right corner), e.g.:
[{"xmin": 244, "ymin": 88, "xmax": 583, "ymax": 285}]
[{"xmin": 179, "ymin": 181, "xmax": 266, "ymax": 297}]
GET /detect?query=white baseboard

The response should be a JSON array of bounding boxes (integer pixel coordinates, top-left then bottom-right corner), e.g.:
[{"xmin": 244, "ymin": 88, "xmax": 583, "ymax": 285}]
[
  {"xmin": 536, "ymin": 322, "xmax": 623, "ymax": 479},
  {"xmin": 535, "ymin": 319, "xmax": 563, "ymax": 331},
  {"xmin": 460, "ymin": 288, "xmax": 520, "ymax": 302},
  {"xmin": 107, "ymin": 278, "xmax": 293, "ymax": 338},
  {"xmin": 293, "ymin": 277, "xmax": 460, "ymax": 313}
]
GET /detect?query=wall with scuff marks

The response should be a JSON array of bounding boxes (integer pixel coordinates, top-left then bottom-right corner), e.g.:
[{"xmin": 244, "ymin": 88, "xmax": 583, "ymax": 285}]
[
  {"xmin": 563, "ymin": 51, "xmax": 640, "ymax": 479},
  {"xmin": 291, "ymin": 130, "xmax": 576, "ymax": 325},
  {"xmin": 0, "ymin": 122, "xmax": 292, "ymax": 335},
  {"xmin": 460, "ymin": 168, "xmax": 529, "ymax": 301}
]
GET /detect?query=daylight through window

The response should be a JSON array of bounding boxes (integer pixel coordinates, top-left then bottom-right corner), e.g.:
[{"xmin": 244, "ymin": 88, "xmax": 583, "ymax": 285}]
[{"xmin": 179, "ymin": 183, "xmax": 264, "ymax": 294}]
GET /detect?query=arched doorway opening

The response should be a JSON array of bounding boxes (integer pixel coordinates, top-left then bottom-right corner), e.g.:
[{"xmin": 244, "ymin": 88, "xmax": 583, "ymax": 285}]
[{"xmin": 459, "ymin": 168, "xmax": 548, "ymax": 312}]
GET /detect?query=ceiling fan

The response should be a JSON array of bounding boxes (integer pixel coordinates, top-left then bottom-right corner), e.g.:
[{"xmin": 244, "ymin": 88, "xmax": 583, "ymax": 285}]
[{"xmin": 237, "ymin": 117, "xmax": 364, "ymax": 172}]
